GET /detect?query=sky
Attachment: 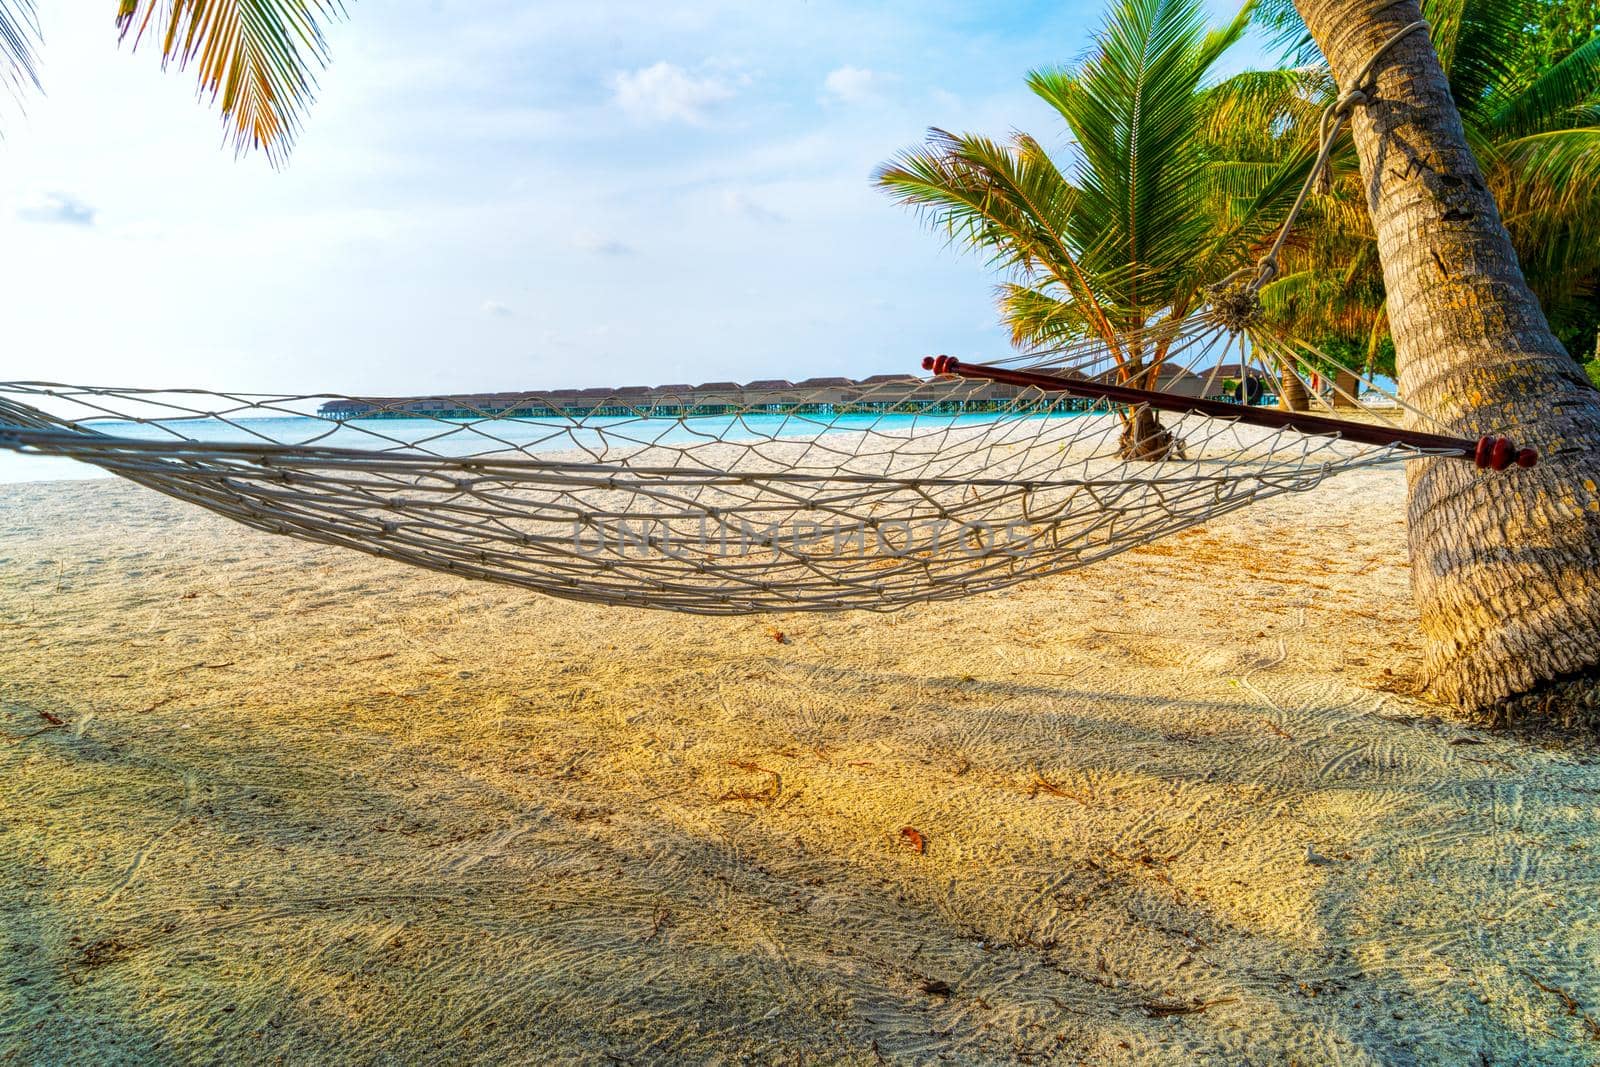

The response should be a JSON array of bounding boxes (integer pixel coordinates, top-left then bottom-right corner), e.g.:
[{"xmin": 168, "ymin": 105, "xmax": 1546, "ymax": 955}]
[{"xmin": 1, "ymin": 0, "xmax": 1273, "ymax": 396}]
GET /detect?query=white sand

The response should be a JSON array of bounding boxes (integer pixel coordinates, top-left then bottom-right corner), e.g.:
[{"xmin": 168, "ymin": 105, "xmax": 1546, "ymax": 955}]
[{"xmin": 2, "ymin": 469, "xmax": 1598, "ymax": 1063}]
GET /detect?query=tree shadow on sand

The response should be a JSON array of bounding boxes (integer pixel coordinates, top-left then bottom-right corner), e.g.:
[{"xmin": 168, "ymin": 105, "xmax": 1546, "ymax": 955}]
[{"xmin": 5, "ymin": 645, "xmax": 1598, "ymax": 1064}]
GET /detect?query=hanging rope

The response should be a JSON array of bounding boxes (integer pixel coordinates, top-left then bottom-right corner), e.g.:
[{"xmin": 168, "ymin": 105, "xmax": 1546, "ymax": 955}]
[{"xmin": 1208, "ymin": 19, "xmax": 1432, "ymax": 331}]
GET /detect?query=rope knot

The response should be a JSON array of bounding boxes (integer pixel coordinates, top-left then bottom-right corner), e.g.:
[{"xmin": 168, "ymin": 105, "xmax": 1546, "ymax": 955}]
[
  {"xmin": 1334, "ymin": 88, "xmax": 1367, "ymax": 115},
  {"xmin": 1205, "ymin": 278, "xmax": 1264, "ymax": 334}
]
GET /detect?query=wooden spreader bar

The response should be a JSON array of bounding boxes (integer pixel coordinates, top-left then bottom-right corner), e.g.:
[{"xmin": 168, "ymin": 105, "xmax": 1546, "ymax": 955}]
[{"xmin": 922, "ymin": 355, "xmax": 1537, "ymax": 471}]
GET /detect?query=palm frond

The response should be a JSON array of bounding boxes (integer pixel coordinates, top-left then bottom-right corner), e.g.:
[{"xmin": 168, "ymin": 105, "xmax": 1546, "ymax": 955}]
[
  {"xmin": 1207, "ymin": 159, "xmax": 1291, "ymax": 200},
  {"xmin": 1200, "ymin": 65, "xmax": 1328, "ymax": 160},
  {"xmin": 1429, "ymin": 0, "xmax": 1526, "ymax": 109},
  {"xmin": 1029, "ymin": 0, "xmax": 1221, "ymax": 310},
  {"xmin": 0, "ymin": 0, "xmax": 40, "ymax": 101},
  {"xmin": 1496, "ymin": 127, "xmax": 1600, "ymax": 216},
  {"xmin": 874, "ymin": 129, "xmax": 1123, "ymax": 336},
  {"xmin": 1234, "ymin": 0, "xmax": 1600, "ymax": 366},
  {"xmin": 881, "ymin": 0, "xmax": 1275, "ymax": 363},
  {"xmin": 1196, "ymin": 0, "xmax": 1258, "ymax": 72},
  {"xmin": 1248, "ymin": 0, "xmax": 1315, "ymax": 64},
  {"xmin": 1493, "ymin": 127, "xmax": 1600, "ymax": 315},
  {"xmin": 1189, "ymin": 141, "xmax": 1321, "ymax": 282},
  {"xmin": 1422, "ymin": 0, "xmax": 1523, "ymax": 93},
  {"xmin": 1485, "ymin": 32, "xmax": 1600, "ymax": 139},
  {"xmin": 995, "ymin": 285, "xmax": 1093, "ymax": 349},
  {"xmin": 117, "ymin": 0, "xmax": 345, "ymax": 165}
]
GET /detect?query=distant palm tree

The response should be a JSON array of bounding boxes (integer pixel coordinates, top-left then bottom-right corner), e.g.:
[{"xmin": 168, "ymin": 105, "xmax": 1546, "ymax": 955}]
[
  {"xmin": 0, "ymin": 1, "xmax": 345, "ymax": 164},
  {"xmin": 1240, "ymin": 0, "xmax": 1600, "ymax": 365},
  {"xmin": 876, "ymin": 0, "xmax": 1310, "ymax": 455}
]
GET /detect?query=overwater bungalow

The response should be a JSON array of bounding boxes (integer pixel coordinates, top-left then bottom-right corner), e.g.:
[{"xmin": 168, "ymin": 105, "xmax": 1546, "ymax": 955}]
[{"xmin": 316, "ymin": 362, "xmax": 1130, "ymax": 421}]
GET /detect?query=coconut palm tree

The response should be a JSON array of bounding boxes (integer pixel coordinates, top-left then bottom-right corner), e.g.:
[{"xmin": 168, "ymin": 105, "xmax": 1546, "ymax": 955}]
[
  {"xmin": 1240, "ymin": 0, "xmax": 1600, "ymax": 366},
  {"xmin": 875, "ymin": 0, "xmax": 1311, "ymax": 455},
  {"xmin": 1285, "ymin": 0, "xmax": 1600, "ymax": 719},
  {"xmin": 0, "ymin": 1, "xmax": 345, "ymax": 164}
]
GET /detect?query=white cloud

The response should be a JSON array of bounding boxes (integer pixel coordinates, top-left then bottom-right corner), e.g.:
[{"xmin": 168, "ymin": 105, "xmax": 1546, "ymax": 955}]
[
  {"xmin": 722, "ymin": 189, "xmax": 786, "ymax": 224},
  {"xmin": 822, "ymin": 66, "xmax": 881, "ymax": 105},
  {"xmin": 612, "ymin": 61, "xmax": 734, "ymax": 124},
  {"xmin": 574, "ymin": 233, "xmax": 634, "ymax": 256},
  {"xmin": 16, "ymin": 191, "xmax": 96, "ymax": 226},
  {"xmin": 106, "ymin": 220, "xmax": 166, "ymax": 243},
  {"xmin": 0, "ymin": 0, "xmax": 1037, "ymax": 403}
]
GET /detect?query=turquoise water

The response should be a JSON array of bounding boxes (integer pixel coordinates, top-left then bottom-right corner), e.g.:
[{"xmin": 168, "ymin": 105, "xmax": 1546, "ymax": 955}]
[{"xmin": 0, "ymin": 409, "xmax": 1067, "ymax": 485}]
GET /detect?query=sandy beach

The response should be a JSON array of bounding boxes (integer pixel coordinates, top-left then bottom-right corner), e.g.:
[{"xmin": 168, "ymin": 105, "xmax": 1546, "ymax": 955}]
[{"xmin": 3, "ymin": 468, "xmax": 1598, "ymax": 1064}]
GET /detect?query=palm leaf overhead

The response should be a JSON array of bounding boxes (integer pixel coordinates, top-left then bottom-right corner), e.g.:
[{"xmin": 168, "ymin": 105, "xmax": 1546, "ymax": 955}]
[
  {"xmin": 878, "ymin": 0, "xmax": 1323, "ymax": 454},
  {"xmin": 878, "ymin": 0, "xmax": 1292, "ymax": 381},
  {"xmin": 1485, "ymin": 34, "xmax": 1600, "ymax": 139},
  {"xmin": 878, "ymin": 128, "xmax": 1121, "ymax": 349},
  {"xmin": 0, "ymin": 1, "xmax": 343, "ymax": 161},
  {"xmin": 1423, "ymin": 0, "xmax": 1523, "ymax": 106},
  {"xmin": 117, "ymin": 0, "xmax": 346, "ymax": 164},
  {"xmin": 0, "ymin": 0, "xmax": 40, "ymax": 101}
]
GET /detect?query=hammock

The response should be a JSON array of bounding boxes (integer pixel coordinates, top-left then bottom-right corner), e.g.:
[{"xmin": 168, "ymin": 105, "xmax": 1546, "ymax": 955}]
[
  {"xmin": 10, "ymin": 19, "xmax": 1517, "ymax": 615},
  {"xmin": 0, "ymin": 312, "xmax": 1533, "ymax": 614}
]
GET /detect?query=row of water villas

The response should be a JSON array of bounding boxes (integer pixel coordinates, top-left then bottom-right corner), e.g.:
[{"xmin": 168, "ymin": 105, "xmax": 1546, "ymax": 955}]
[{"xmin": 317, "ymin": 363, "xmax": 1249, "ymax": 421}]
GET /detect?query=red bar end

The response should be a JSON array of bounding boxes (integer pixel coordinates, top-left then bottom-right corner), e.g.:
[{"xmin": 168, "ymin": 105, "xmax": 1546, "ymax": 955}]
[{"xmin": 1476, "ymin": 435, "xmax": 1537, "ymax": 472}]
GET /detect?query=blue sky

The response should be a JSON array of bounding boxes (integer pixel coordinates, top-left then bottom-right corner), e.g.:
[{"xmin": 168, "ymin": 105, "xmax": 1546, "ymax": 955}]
[{"xmin": 2, "ymin": 1, "xmax": 1272, "ymax": 395}]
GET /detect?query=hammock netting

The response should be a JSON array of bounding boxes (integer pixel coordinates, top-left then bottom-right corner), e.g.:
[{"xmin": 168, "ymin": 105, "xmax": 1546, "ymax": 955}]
[{"xmin": 0, "ymin": 315, "xmax": 1456, "ymax": 614}]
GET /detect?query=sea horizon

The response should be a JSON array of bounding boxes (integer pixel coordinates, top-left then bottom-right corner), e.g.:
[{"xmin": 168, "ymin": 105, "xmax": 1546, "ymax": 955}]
[{"xmin": 0, "ymin": 408, "xmax": 1090, "ymax": 485}]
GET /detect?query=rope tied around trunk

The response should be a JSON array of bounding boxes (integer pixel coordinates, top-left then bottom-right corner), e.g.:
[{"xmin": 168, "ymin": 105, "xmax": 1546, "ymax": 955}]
[{"xmin": 1207, "ymin": 19, "xmax": 1432, "ymax": 333}]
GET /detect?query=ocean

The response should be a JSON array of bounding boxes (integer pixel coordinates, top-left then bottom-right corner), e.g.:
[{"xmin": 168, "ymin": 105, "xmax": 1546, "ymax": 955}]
[{"xmin": 0, "ymin": 409, "xmax": 1063, "ymax": 485}]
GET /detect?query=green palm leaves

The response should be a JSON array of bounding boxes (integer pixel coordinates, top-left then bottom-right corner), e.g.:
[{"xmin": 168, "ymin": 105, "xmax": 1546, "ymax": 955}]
[
  {"xmin": 1029, "ymin": 0, "xmax": 1213, "ymax": 312},
  {"xmin": 117, "ymin": 1, "xmax": 346, "ymax": 164},
  {"xmin": 0, "ymin": 1, "xmax": 344, "ymax": 164},
  {"xmin": 876, "ymin": 0, "xmax": 1296, "ymax": 377},
  {"xmin": 877, "ymin": 128, "xmax": 1116, "ymax": 350},
  {"xmin": 879, "ymin": 0, "xmax": 1599, "ymax": 375}
]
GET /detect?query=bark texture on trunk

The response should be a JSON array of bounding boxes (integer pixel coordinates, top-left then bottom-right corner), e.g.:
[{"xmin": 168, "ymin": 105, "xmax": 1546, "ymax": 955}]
[
  {"xmin": 1119, "ymin": 407, "xmax": 1182, "ymax": 461},
  {"xmin": 1334, "ymin": 368, "xmax": 1361, "ymax": 410},
  {"xmin": 1296, "ymin": 0, "xmax": 1600, "ymax": 715},
  {"xmin": 1277, "ymin": 361, "xmax": 1311, "ymax": 412}
]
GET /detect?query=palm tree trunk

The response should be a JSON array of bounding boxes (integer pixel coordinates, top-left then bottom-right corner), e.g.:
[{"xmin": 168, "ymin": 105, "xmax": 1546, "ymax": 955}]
[
  {"xmin": 1295, "ymin": 0, "xmax": 1600, "ymax": 719},
  {"xmin": 1115, "ymin": 329, "xmax": 1180, "ymax": 460},
  {"xmin": 1119, "ymin": 406, "xmax": 1179, "ymax": 461},
  {"xmin": 1276, "ymin": 361, "xmax": 1311, "ymax": 411},
  {"xmin": 1333, "ymin": 368, "xmax": 1361, "ymax": 409}
]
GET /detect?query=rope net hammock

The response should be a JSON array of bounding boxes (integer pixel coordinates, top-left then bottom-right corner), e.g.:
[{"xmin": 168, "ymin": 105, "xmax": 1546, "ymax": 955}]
[
  {"xmin": 0, "ymin": 312, "xmax": 1534, "ymax": 614},
  {"xmin": 3, "ymin": 19, "xmax": 1535, "ymax": 615}
]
